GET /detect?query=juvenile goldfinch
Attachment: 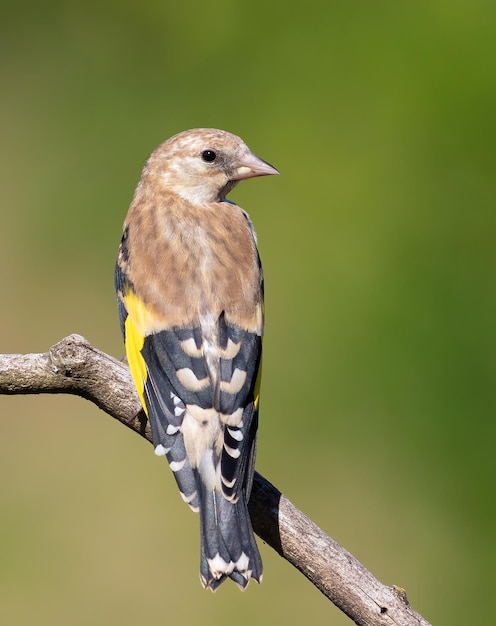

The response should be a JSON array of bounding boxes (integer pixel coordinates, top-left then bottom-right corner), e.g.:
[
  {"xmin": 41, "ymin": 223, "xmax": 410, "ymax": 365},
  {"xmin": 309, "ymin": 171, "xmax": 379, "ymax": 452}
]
[{"xmin": 115, "ymin": 128, "xmax": 278, "ymax": 590}]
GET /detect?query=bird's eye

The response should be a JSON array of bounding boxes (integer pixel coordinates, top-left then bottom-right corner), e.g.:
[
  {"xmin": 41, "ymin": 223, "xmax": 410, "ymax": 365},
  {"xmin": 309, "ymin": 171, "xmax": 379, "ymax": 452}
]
[{"xmin": 201, "ymin": 149, "xmax": 217, "ymax": 163}]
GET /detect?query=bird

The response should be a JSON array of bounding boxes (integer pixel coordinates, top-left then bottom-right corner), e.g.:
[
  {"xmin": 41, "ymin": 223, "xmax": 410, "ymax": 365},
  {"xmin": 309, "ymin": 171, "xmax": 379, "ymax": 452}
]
[{"xmin": 114, "ymin": 128, "xmax": 278, "ymax": 590}]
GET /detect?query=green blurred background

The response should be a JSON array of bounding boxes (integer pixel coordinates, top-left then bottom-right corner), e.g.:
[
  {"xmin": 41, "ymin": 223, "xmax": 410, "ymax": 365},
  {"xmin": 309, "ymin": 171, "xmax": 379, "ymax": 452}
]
[{"xmin": 1, "ymin": 1, "xmax": 494, "ymax": 624}]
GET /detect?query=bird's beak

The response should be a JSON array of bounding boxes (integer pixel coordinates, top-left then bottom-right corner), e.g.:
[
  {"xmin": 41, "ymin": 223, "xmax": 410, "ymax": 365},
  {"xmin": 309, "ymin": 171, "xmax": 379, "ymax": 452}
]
[{"xmin": 233, "ymin": 151, "xmax": 279, "ymax": 181}]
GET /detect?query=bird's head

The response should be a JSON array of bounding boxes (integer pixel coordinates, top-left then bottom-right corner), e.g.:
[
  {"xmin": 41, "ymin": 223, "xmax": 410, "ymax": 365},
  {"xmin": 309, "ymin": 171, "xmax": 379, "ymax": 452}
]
[{"xmin": 143, "ymin": 128, "xmax": 278, "ymax": 204}]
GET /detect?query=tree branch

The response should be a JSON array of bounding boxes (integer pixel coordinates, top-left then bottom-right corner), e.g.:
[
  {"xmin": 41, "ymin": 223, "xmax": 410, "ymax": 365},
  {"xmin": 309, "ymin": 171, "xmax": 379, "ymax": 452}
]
[{"xmin": 0, "ymin": 334, "xmax": 431, "ymax": 626}]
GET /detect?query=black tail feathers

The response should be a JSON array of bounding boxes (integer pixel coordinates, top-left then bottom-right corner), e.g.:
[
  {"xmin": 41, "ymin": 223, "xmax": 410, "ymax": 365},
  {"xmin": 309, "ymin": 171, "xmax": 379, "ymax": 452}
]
[{"xmin": 199, "ymin": 487, "xmax": 262, "ymax": 591}]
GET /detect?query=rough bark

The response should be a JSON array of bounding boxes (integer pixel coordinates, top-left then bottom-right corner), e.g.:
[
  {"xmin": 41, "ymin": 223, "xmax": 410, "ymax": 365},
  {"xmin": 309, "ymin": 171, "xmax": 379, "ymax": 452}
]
[{"xmin": 0, "ymin": 334, "xmax": 431, "ymax": 626}]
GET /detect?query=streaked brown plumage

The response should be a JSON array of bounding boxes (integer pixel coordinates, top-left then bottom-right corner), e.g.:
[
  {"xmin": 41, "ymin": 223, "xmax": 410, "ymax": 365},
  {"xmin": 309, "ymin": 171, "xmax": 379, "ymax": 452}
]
[
  {"xmin": 120, "ymin": 193, "xmax": 262, "ymax": 331},
  {"xmin": 115, "ymin": 128, "xmax": 278, "ymax": 590}
]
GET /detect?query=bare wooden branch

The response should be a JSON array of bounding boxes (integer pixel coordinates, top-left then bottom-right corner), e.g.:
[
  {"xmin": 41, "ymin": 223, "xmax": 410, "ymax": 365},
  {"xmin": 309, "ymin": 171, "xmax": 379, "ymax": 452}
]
[{"xmin": 0, "ymin": 334, "xmax": 431, "ymax": 626}]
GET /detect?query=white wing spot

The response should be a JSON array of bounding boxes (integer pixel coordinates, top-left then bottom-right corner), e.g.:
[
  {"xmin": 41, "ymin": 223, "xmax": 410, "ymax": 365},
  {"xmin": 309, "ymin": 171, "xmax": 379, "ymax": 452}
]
[
  {"xmin": 220, "ymin": 338, "xmax": 241, "ymax": 359},
  {"xmin": 177, "ymin": 367, "xmax": 210, "ymax": 391},
  {"xmin": 166, "ymin": 424, "xmax": 179, "ymax": 435},
  {"xmin": 220, "ymin": 407, "xmax": 244, "ymax": 426},
  {"xmin": 169, "ymin": 459, "xmax": 186, "ymax": 472},
  {"xmin": 154, "ymin": 444, "xmax": 168, "ymax": 457},
  {"xmin": 180, "ymin": 337, "xmax": 203, "ymax": 358},
  {"xmin": 227, "ymin": 427, "xmax": 243, "ymax": 442},
  {"xmin": 221, "ymin": 474, "xmax": 236, "ymax": 488},
  {"xmin": 224, "ymin": 443, "xmax": 241, "ymax": 458},
  {"xmin": 180, "ymin": 489, "xmax": 199, "ymax": 512},
  {"xmin": 174, "ymin": 405, "xmax": 185, "ymax": 417},
  {"xmin": 171, "ymin": 392, "xmax": 182, "ymax": 405},
  {"xmin": 220, "ymin": 368, "xmax": 247, "ymax": 394}
]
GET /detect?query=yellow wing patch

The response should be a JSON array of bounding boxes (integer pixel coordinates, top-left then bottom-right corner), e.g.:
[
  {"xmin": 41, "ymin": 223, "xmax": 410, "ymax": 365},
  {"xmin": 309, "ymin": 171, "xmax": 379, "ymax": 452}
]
[
  {"xmin": 253, "ymin": 353, "xmax": 263, "ymax": 410},
  {"xmin": 122, "ymin": 290, "xmax": 152, "ymax": 413}
]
